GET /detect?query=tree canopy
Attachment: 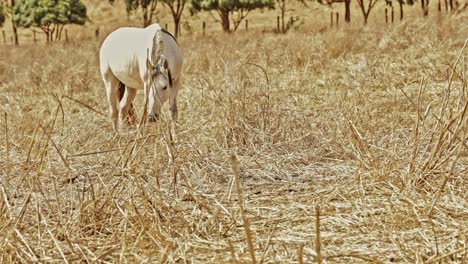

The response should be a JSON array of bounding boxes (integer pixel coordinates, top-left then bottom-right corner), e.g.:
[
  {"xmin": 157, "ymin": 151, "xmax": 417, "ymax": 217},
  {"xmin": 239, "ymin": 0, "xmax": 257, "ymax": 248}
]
[
  {"xmin": 109, "ymin": 0, "xmax": 158, "ymax": 27},
  {"xmin": 14, "ymin": 0, "xmax": 87, "ymax": 41},
  {"xmin": 191, "ymin": 0, "xmax": 275, "ymax": 32},
  {"xmin": 161, "ymin": 0, "xmax": 187, "ymax": 38}
]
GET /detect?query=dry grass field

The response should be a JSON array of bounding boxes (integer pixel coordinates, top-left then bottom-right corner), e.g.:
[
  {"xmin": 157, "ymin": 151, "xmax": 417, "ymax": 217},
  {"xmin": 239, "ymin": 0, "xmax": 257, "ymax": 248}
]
[{"xmin": 0, "ymin": 1, "xmax": 467, "ymax": 263}]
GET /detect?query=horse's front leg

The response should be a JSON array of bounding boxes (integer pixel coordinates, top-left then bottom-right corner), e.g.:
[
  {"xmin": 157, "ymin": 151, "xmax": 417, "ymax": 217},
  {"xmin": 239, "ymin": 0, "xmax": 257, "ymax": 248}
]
[
  {"xmin": 147, "ymin": 84, "xmax": 161, "ymax": 122},
  {"xmin": 170, "ymin": 79, "xmax": 180, "ymax": 122}
]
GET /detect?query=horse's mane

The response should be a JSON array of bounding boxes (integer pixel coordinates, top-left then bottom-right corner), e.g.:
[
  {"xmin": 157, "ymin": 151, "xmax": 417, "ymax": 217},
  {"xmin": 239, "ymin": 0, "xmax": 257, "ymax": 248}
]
[{"xmin": 161, "ymin": 28, "xmax": 178, "ymax": 45}]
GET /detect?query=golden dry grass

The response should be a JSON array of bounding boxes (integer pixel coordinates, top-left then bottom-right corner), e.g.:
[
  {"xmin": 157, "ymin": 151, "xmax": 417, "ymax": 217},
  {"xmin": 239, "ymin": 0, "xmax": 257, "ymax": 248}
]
[{"xmin": 0, "ymin": 6, "xmax": 467, "ymax": 263}]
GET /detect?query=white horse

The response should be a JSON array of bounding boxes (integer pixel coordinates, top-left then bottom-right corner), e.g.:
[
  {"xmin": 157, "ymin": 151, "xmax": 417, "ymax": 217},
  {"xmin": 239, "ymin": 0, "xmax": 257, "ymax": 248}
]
[{"xmin": 99, "ymin": 23, "xmax": 183, "ymax": 130}]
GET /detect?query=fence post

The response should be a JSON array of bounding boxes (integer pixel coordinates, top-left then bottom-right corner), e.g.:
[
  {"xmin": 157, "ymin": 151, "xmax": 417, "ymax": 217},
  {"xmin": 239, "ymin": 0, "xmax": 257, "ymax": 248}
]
[
  {"xmin": 385, "ymin": 8, "xmax": 388, "ymax": 23},
  {"xmin": 33, "ymin": 31, "xmax": 37, "ymax": 43},
  {"xmin": 65, "ymin": 29, "xmax": 68, "ymax": 43},
  {"xmin": 277, "ymin": 16, "xmax": 280, "ymax": 33},
  {"xmin": 330, "ymin": 12, "xmax": 333, "ymax": 28},
  {"xmin": 245, "ymin": 19, "xmax": 248, "ymax": 31},
  {"xmin": 202, "ymin": 21, "xmax": 206, "ymax": 36},
  {"xmin": 2, "ymin": 30, "xmax": 5, "ymax": 44},
  {"xmin": 95, "ymin": 27, "xmax": 100, "ymax": 40},
  {"xmin": 165, "ymin": 24, "xmax": 168, "ymax": 31},
  {"xmin": 391, "ymin": 7, "xmax": 394, "ymax": 23},
  {"xmin": 336, "ymin": 12, "xmax": 339, "ymax": 28}
]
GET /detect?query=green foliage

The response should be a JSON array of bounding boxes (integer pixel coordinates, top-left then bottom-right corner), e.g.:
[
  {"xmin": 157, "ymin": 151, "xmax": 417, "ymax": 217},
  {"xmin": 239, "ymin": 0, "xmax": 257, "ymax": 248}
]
[
  {"xmin": 191, "ymin": 0, "xmax": 275, "ymax": 13},
  {"xmin": 108, "ymin": 0, "xmax": 157, "ymax": 26},
  {"xmin": 14, "ymin": 0, "xmax": 87, "ymax": 28},
  {"xmin": 191, "ymin": 0, "xmax": 274, "ymax": 31},
  {"xmin": 109, "ymin": 0, "xmax": 156, "ymax": 14}
]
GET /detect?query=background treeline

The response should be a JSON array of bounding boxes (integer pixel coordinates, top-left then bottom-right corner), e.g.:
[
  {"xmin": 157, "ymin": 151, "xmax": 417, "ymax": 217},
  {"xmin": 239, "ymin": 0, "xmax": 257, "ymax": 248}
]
[{"xmin": 0, "ymin": 0, "xmax": 466, "ymax": 45}]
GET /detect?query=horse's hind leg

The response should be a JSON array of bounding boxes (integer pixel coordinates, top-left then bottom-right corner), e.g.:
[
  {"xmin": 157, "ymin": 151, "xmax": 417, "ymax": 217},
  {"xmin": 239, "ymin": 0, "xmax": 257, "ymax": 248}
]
[
  {"xmin": 102, "ymin": 71, "xmax": 120, "ymax": 130},
  {"xmin": 119, "ymin": 86, "xmax": 137, "ymax": 126}
]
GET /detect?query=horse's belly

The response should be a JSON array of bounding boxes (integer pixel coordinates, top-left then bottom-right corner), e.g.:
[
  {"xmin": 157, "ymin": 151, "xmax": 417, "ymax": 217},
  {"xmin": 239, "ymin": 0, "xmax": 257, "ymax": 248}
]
[
  {"xmin": 117, "ymin": 73, "xmax": 143, "ymax": 89},
  {"xmin": 112, "ymin": 67, "xmax": 144, "ymax": 89}
]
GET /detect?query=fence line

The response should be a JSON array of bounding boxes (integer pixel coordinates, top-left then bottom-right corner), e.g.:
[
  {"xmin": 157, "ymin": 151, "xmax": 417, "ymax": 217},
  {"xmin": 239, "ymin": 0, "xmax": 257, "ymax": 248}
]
[{"xmin": 330, "ymin": 12, "xmax": 339, "ymax": 28}]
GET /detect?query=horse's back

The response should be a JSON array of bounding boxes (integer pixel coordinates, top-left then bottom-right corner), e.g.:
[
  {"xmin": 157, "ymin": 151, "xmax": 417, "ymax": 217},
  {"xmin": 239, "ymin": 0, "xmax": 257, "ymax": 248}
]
[
  {"xmin": 99, "ymin": 23, "xmax": 182, "ymax": 88},
  {"xmin": 100, "ymin": 26, "xmax": 154, "ymax": 61},
  {"xmin": 100, "ymin": 26, "xmax": 158, "ymax": 88}
]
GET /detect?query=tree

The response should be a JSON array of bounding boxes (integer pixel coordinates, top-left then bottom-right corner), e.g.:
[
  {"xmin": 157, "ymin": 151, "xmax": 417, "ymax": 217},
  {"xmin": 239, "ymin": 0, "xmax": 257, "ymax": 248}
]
[
  {"xmin": 420, "ymin": 0, "xmax": 429, "ymax": 16},
  {"xmin": 356, "ymin": 0, "xmax": 379, "ymax": 24},
  {"xmin": 276, "ymin": 0, "xmax": 286, "ymax": 32},
  {"xmin": 8, "ymin": 0, "xmax": 19, "ymax": 45},
  {"xmin": 318, "ymin": 0, "xmax": 351, "ymax": 24},
  {"xmin": 14, "ymin": 0, "xmax": 87, "ymax": 42},
  {"xmin": 385, "ymin": 0, "xmax": 414, "ymax": 20},
  {"xmin": 109, "ymin": 0, "xmax": 158, "ymax": 27},
  {"xmin": 396, "ymin": 0, "xmax": 414, "ymax": 20},
  {"xmin": 161, "ymin": 0, "xmax": 186, "ymax": 38},
  {"xmin": 344, "ymin": 0, "xmax": 350, "ymax": 22},
  {"xmin": 191, "ymin": 0, "xmax": 275, "ymax": 32}
]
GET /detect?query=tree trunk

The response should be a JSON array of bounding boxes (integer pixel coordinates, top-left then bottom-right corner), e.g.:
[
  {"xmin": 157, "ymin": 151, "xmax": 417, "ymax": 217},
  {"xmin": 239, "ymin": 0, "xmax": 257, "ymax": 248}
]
[
  {"xmin": 399, "ymin": 1, "xmax": 403, "ymax": 20},
  {"xmin": 10, "ymin": 0, "xmax": 18, "ymax": 46},
  {"xmin": 58, "ymin": 25, "xmax": 64, "ymax": 41},
  {"xmin": 220, "ymin": 9, "xmax": 230, "ymax": 32},
  {"xmin": 174, "ymin": 16, "xmax": 180, "ymax": 38},
  {"xmin": 421, "ymin": 0, "xmax": 429, "ymax": 16},
  {"xmin": 142, "ymin": 6, "xmax": 150, "ymax": 27},
  {"xmin": 55, "ymin": 24, "xmax": 60, "ymax": 41},
  {"xmin": 425, "ymin": 0, "xmax": 430, "ymax": 16},
  {"xmin": 43, "ymin": 25, "xmax": 51, "ymax": 43},
  {"xmin": 148, "ymin": 0, "xmax": 157, "ymax": 26},
  {"xmin": 50, "ymin": 25, "xmax": 56, "ymax": 42},
  {"xmin": 363, "ymin": 14, "xmax": 369, "ymax": 25},
  {"xmin": 345, "ymin": 0, "xmax": 351, "ymax": 23}
]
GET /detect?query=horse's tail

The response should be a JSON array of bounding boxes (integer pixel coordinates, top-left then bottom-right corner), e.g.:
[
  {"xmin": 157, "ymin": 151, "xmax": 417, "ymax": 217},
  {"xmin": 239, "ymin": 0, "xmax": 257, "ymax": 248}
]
[{"xmin": 117, "ymin": 81, "xmax": 125, "ymax": 102}]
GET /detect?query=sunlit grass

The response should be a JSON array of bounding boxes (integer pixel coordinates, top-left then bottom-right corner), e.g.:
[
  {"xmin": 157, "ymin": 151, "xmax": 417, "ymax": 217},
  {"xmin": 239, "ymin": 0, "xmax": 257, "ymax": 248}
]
[{"xmin": 0, "ymin": 7, "xmax": 467, "ymax": 263}]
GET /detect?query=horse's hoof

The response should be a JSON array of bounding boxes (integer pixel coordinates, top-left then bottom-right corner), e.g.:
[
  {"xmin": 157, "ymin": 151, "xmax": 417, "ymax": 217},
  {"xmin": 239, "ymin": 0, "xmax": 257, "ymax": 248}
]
[{"xmin": 148, "ymin": 114, "xmax": 159, "ymax": 122}]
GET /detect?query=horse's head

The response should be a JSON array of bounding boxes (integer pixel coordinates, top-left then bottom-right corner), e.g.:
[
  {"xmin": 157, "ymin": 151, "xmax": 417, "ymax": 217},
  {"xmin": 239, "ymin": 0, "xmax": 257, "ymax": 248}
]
[{"xmin": 146, "ymin": 30, "xmax": 174, "ymax": 121}]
